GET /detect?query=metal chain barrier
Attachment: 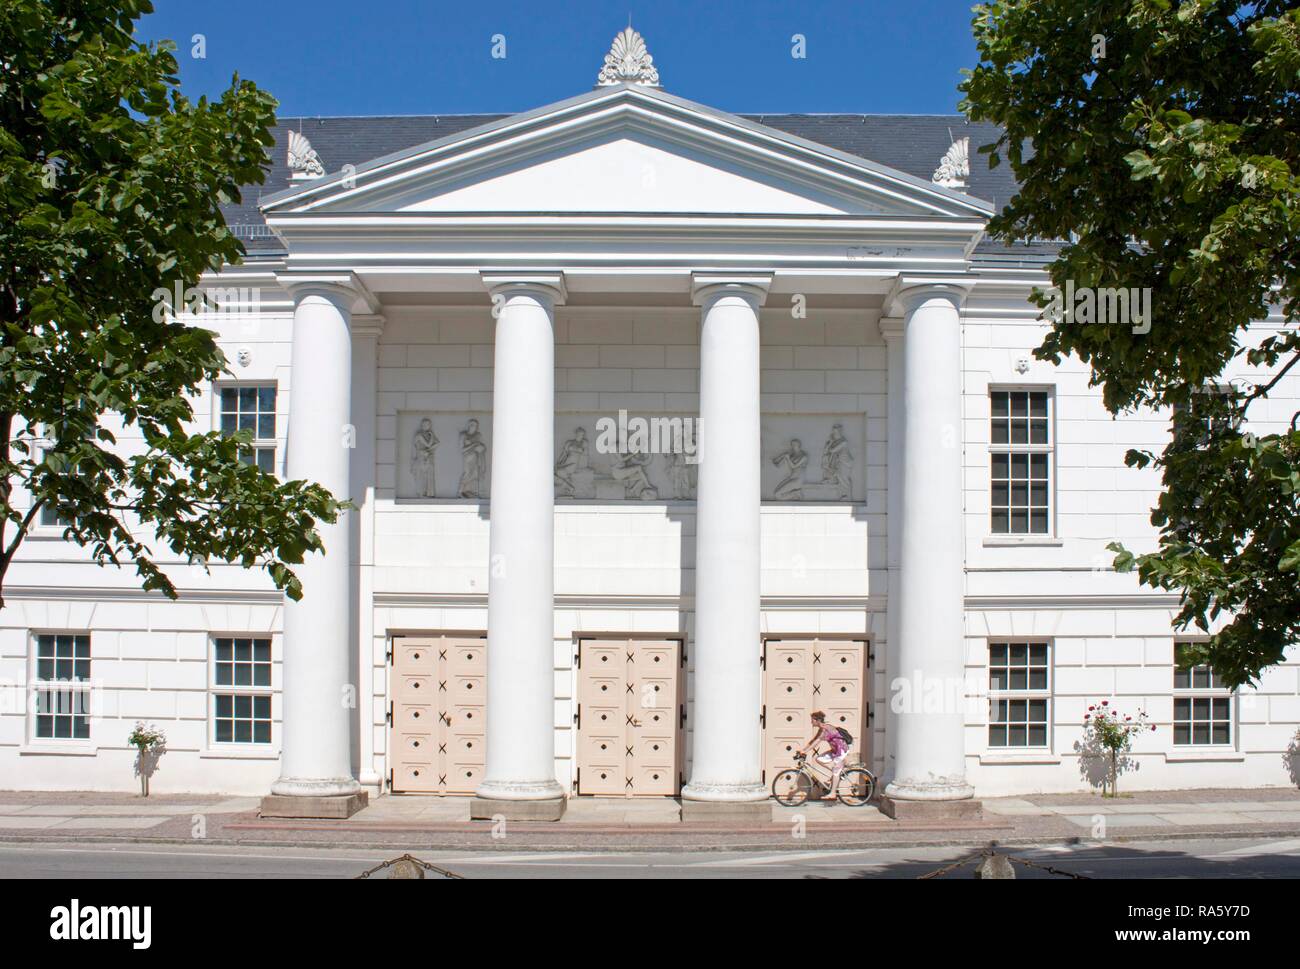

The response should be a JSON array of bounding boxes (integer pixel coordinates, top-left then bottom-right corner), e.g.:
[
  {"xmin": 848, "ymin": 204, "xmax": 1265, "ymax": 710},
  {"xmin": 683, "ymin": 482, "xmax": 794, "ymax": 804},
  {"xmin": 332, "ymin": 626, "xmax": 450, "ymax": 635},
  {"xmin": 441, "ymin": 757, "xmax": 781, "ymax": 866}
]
[
  {"xmin": 917, "ymin": 843, "xmax": 1090, "ymax": 879},
  {"xmin": 355, "ymin": 853, "xmax": 464, "ymax": 879}
]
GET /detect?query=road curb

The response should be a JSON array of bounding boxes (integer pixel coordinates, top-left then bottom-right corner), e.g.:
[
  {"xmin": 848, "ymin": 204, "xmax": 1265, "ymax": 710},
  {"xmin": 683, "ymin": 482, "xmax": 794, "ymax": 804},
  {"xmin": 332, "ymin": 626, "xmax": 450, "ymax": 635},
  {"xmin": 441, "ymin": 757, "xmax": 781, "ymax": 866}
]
[{"xmin": 1, "ymin": 824, "xmax": 1298, "ymax": 854}]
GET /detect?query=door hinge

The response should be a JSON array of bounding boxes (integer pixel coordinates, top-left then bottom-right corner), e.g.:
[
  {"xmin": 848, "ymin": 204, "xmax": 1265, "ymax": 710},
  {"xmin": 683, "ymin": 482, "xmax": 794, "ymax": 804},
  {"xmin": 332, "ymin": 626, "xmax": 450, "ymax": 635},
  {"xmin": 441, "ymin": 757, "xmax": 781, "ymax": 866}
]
[
  {"xmin": 867, "ymin": 705, "xmax": 875, "ymax": 724},
  {"xmin": 385, "ymin": 639, "xmax": 393, "ymax": 664},
  {"xmin": 574, "ymin": 704, "xmax": 581, "ymax": 730},
  {"xmin": 760, "ymin": 704, "xmax": 766, "ymax": 728},
  {"xmin": 386, "ymin": 702, "xmax": 393, "ymax": 726},
  {"xmin": 679, "ymin": 704, "xmax": 686, "ymax": 729},
  {"xmin": 387, "ymin": 769, "xmax": 393, "ymax": 791}
]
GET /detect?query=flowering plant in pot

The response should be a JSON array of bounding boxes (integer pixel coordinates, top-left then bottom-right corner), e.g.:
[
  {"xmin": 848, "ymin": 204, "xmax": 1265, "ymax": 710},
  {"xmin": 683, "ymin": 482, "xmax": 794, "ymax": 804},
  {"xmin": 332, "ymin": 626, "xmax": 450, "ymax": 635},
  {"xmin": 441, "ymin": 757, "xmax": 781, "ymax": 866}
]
[
  {"xmin": 127, "ymin": 722, "xmax": 166, "ymax": 797},
  {"xmin": 1082, "ymin": 701, "xmax": 1155, "ymax": 797}
]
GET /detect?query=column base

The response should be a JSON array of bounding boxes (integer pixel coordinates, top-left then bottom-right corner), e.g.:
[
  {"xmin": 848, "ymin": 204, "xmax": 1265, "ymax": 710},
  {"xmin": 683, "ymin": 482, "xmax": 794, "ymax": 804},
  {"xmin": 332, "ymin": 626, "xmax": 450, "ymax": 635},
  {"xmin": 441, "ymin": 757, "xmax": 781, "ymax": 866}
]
[
  {"xmin": 680, "ymin": 799, "xmax": 771, "ymax": 823},
  {"xmin": 259, "ymin": 791, "xmax": 369, "ymax": 820},
  {"xmin": 470, "ymin": 796, "xmax": 566, "ymax": 821},
  {"xmin": 680, "ymin": 780, "xmax": 769, "ymax": 802},
  {"xmin": 879, "ymin": 796, "xmax": 983, "ymax": 821}
]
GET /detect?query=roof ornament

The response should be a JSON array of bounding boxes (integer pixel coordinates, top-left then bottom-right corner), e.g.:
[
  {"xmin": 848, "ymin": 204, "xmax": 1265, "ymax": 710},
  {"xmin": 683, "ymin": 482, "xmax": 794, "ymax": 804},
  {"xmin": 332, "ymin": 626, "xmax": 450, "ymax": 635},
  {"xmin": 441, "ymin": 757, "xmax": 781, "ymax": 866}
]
[
  {"xmin": 596, "ymin": 26, "xmax": 661, "ymax": 87},
  {"xmin": 932, "ymin": 135, "xmax": 969, "ymax": 190},
  {"xmin": 287, "ymin": 129, "xmax": 325, "ymax": 179}
]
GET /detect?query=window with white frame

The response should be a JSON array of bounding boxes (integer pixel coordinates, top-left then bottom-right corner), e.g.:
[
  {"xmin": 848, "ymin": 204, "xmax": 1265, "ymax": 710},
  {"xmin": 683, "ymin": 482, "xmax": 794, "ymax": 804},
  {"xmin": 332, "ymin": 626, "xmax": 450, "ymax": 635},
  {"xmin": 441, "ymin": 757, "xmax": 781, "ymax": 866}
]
[
  {"xmin": 218, "ymin": 385, "xmax": 277, "ymax": 473},
  {"xmin": 32, "ymin": 634, "xmax": 91, "ymax": 740},
  {"xmin": 211, "ymin": 636, "xmax": 273, "ymax": 744},
  {"xmin": 1173, "ymin": 642, "xmax": 1233, "ymax": 746},
  {"xmin": 989, "ymin": 389, "xmax": 1052, "ymax": 535},
  {"xmin": 988, "ymin": 641, "xmax": 1050, "ymax": 747}
]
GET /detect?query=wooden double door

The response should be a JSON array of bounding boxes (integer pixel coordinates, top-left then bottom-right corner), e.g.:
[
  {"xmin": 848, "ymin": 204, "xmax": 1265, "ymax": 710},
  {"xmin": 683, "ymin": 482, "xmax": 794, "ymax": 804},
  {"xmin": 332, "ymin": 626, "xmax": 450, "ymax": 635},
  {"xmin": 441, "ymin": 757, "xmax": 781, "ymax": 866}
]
[
  {"xmin": 575, "ymin": 637, "xmax": 684, "ymax": 796},
  {"xmin": 762, "ymin": 638, "xmax": 869, "ymax": 783},
  {"xmin": 390, "ymin": 634, "xmax": 486, "ymax": 794}
]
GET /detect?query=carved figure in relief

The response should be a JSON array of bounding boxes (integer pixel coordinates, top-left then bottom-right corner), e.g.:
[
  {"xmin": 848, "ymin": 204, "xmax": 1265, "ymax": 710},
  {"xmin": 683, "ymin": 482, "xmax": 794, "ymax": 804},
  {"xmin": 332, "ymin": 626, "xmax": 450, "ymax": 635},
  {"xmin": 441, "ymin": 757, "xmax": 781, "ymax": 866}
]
[
  {"xmin": 663, "ymin": 449, "xmax": 695, "ymax": 499},
  {"xmin": 458, "ymin": 419, "xmax": 487, "ymax": 498},
  {"xmin": 611, "ymin": 449, "xmax": 657, "ymax": 500},
  {"xmin": 821, "ymin": 423, "xmax": 854, "ymax": 499},
  {"xmin": 554, "ymin": 427, "xmax": 590, "ymax": 497},
  {"xmin": 771, "ymin": 439, "xmax": 808, "ymax": 499},
  {"xmin": 409, "ymin": 418, "xmax": 439, "ymax": 497}
]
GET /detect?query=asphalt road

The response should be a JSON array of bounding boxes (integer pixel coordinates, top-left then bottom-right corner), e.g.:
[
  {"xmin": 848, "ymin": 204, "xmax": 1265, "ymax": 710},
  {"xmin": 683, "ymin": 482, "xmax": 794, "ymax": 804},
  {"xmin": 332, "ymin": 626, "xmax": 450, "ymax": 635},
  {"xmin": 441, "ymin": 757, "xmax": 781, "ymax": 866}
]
[{"xmin": 2, "ymin": 837, "xmax": 1300, "ymax": 879}]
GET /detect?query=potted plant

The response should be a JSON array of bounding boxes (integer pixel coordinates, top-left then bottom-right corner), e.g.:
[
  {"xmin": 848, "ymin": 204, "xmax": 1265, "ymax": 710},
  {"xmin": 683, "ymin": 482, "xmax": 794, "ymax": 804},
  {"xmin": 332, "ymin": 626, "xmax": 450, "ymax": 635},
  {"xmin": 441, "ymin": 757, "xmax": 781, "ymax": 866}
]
[
  {"xmin": 127, "ymin": 722, "xmax": 167, "ymax": 797},
  {"xmin": 1082, "ymin": 700, "xmax": 1155, "ymax": 797}
]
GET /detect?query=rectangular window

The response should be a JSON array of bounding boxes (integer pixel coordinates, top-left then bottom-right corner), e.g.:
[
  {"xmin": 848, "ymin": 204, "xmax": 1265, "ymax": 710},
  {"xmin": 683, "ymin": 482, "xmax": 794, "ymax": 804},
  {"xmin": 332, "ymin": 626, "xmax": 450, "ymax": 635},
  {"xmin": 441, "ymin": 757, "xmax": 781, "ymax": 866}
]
[
  {"xmin": 219, "ymin": 385, "xmax": 277, "ymax": 473},
  {"xmin": 33, "ymin": 634, "xmax": 91, "ymax": 740},
  {"xmin": 1173, "ymin": 643, "xmax": 1233, "ymax": 746},
  {"xmin": 988, "ymin": 641, "xmax": 1050, "ymax": 747},
  {"xmin": 989, "ymin": 389, "xmax": 1052, "ymax": 535},
  {"xmin": 211, "ymin": 636, "xmax": 273, "ymax": 744}
]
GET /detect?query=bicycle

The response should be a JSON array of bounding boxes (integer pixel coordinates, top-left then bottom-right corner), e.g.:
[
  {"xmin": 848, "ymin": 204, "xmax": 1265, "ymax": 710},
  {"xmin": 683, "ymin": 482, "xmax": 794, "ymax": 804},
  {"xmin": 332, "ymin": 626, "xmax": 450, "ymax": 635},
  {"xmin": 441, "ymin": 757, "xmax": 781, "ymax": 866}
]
[{"xmin": 771, "ymin": 750, "xmax": 876, "ymax": 807}]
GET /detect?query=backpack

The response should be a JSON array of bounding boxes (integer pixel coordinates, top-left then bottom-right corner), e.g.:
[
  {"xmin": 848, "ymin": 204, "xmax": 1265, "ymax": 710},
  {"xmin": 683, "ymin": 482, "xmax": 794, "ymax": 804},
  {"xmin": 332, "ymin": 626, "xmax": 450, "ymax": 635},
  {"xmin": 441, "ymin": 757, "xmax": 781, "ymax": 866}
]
[{"xmin": 835, "ymin": 726, "xmax": 854, "ymax": 747}]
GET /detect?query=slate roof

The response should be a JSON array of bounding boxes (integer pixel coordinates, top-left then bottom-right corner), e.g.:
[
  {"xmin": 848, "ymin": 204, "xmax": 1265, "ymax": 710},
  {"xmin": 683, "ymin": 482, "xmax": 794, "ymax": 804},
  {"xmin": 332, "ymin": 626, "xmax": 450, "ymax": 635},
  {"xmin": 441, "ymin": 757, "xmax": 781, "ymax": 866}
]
[{"xmin": 224, "ymin": 112, "xmax": 1032, "ymax": 259}]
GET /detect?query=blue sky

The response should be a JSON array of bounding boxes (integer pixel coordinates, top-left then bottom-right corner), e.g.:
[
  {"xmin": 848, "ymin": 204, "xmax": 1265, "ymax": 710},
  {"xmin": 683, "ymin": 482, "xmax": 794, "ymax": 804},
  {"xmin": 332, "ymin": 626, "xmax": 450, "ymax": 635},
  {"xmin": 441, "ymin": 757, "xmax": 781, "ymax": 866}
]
[{"xmin": 138, "ymin": 0, "xmax": 980, "ymax": 117}]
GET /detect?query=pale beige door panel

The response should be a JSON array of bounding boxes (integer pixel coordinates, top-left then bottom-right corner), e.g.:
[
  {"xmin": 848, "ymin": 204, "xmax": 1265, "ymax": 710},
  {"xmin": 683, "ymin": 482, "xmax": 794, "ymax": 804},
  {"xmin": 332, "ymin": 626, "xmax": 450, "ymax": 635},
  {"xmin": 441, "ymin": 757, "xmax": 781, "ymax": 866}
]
[
  {"xmin": 391, "ymin": 634, "xmax": 487, "ymax": 794},
  {"xmin": 762, "ymin": 638, "xmax": 869, "ymax": 782},
  {"xmin": 576, "ymin": 637, "xmax": 684, "ymax": 796}
]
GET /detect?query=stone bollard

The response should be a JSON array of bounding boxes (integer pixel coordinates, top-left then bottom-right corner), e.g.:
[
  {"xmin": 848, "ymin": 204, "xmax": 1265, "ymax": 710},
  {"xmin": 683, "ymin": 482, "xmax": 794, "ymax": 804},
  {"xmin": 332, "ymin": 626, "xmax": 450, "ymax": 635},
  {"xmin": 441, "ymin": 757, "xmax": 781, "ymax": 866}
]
[
  {"xmin": 974, "ymin": 853, "xmax": 1015, "ymax": 879},
  {"xmin": 388, "ymin": 858, "xmax": 425, "ymax": 879}
]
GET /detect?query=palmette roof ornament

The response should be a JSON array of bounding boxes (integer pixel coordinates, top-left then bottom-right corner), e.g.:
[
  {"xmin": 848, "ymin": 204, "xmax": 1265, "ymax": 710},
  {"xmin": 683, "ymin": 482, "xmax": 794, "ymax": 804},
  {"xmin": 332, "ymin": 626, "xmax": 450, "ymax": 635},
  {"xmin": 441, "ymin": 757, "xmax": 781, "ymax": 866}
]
[
  {"xmin": 287, "ymin": 129, "xmax": 325, "ymax": 179},
  {"xmin": 932, "ymin": 137, "xmax": 969, "ymax": 189},
  {"xmin": 596, "ymin": 27, "xmax": 661, "ymax": 87}
]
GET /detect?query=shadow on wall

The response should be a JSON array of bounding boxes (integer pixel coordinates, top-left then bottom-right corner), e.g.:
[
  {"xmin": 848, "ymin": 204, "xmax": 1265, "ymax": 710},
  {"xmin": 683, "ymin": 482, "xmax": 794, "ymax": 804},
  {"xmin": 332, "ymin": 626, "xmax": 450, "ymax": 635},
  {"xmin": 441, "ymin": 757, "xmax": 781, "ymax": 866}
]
[
  {"xmin": 1287, "ymin": 729, "xmax": 1300, "ymax": 788},
  {"xmin": 1072, "ymin": 735, "xmax": 1141, "ymax": 794},
  {"xmin": 133, "ymin": 746, "xmax": 166, "ymax": 797}
]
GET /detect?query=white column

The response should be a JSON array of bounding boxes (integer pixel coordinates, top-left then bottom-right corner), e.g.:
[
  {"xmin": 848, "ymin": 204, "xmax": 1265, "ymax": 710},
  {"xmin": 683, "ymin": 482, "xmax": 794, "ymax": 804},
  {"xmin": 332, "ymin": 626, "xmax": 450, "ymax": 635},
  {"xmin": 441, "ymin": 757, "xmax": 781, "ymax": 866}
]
[
  {"xmin": 682, "ymin": 275, "xmax": 770, "ymax": 803},
  {"xmin": 878, "ymin": 316, "xmax": 904, "ymax": 785},
  {"xmin": 885, "ymin": 285, "xmax": 973, "ymax": 801},
  {"xmin": 476, "ymin": 274, "xmax": 565, "ymax": 803},
  {"xmin": 350, "ymin": 314, "xmax": 384, "ymax": 790},
  {"xmin": 272, "ymin": 278, "xmax": 362, "ymax": 799}
]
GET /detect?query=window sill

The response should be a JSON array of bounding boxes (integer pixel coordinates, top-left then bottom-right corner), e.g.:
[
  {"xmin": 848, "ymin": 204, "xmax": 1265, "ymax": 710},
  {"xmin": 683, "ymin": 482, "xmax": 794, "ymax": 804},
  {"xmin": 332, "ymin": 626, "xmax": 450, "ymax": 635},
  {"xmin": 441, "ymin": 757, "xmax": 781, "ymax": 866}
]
[
  {"xmin": 1163, "ymin": 750, "xmax": 1244, "ymax": 763},
  {"xmin": 979, "ymin": 751, "xmax": 1061, "ymax": 765},
  {"xmin": 19, "ymin": 743, "xmax": 98, "ymax": 756},
  {"xmin": 199, "ymin": 747, "xmax": 279, "ymax": 760},
  {"xmin": 983, "ymin": 536, "xmax": 1063, "ymax": 547}
]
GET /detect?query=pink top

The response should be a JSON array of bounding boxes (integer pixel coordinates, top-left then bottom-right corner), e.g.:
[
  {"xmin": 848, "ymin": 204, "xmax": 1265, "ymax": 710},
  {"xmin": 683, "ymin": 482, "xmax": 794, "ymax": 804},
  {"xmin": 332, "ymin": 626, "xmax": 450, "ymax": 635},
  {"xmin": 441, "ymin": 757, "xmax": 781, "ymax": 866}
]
[{"xmin": 818, "ymin": 723, "xmax": 848, "ymax": 756}]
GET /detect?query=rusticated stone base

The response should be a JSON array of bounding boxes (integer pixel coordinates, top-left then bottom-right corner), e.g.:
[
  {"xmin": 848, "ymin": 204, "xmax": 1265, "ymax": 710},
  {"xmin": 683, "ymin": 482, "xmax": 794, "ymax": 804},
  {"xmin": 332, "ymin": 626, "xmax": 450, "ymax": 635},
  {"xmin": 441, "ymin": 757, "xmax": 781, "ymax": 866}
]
[
  {"xmin": 878, "ymin": 796, "xmax": 983, "ymax": 821},
  {"xmin": 259, "ymin": 791, "xmax": 369, "ymax": 819},
  {"xmin": 469, "ymin": 797, "xmax": 566, "ymax": 821}
]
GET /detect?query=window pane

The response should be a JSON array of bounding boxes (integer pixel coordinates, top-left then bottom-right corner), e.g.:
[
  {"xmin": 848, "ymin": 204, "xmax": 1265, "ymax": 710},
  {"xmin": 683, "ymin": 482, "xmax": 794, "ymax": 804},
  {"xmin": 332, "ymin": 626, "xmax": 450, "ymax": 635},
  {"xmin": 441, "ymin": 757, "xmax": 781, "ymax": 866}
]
[
  {"xmin": 253, "ymin": 720, "xmax": 271, "ymax": 744},
  {"xmin": 254, "ymin": 695, "xmax": 271, "ymax": 719},
  {"xmin": 1173, "ymin": 667, "xmax": 1190, "ymax": 690},
  {"xmin": 234, "ymin": 720, "xmax": 251, "ymax": 743},
  {"xmin": 257, "ymin": 415, "xmax": 275, "ymax": 440},
  {"xmin": 239, "ymin": 387, "xmax": 257, "ymax": 409},
  {"xmin": 1174, "ymin": 723, "xmax": 1190, "ymax": 745},
  {"xmin": 1011, "ymin": 509, "xmax": 1028, "ymax": 533},
  {"xmin": 1212, "ymin": 721, "xmax": 1230, "ymax": 744},
  {"xmin": 215, "ymin": 694, "xmax": 232, "ymax": 718},
  {"xmin": 1030, "ymin": 392, "xmax": 1048, "ymax": 417},
  {"xmin": 1027, "ymin": 724, "xmax": 1047, "ymax": 746},
  {"xmin": 1010, "ymin": 393, "xmax": 1027, "ymax": 417},
  {"xmin": 258, "ymin": 386, "xmax": 276, "ymax": 412},
  {"xmin": 253, "ymin": 640, "xmax": 270, "ymax": 663},
  {"xmin": 991, "ymin": 509, "xmax": 1008, "ymax": 533},
  {"xmin": 991, "ymin": 454, "xmax": 1009, "ymax": 478},
  {"xmin": 215, "ymin": 719, "xmax": 232, "ymax": 743}
]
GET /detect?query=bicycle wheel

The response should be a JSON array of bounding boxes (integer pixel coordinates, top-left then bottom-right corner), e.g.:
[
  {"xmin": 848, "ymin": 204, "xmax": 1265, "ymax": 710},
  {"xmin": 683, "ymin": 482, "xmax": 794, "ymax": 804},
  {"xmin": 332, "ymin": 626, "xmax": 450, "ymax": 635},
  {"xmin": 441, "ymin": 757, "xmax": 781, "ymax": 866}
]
[
  {"xmin": 771, "ymin": 769, "xmax": 814, "ymax": 806},
  {"xmin": 837, "ymin": 767, "xmax": 876, "ymax": 806}
]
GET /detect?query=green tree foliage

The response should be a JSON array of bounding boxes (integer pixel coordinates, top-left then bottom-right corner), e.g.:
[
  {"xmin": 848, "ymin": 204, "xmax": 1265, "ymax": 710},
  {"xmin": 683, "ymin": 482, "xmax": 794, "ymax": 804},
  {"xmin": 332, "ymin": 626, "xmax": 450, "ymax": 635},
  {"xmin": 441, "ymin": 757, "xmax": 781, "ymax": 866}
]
[
  {"xmin": 962, "ymin": 1, "xmax": 1299, "ymax": 686},
  {"xmin": 0, "ymin": 0, "xmax": 342, "ymax": 606}
]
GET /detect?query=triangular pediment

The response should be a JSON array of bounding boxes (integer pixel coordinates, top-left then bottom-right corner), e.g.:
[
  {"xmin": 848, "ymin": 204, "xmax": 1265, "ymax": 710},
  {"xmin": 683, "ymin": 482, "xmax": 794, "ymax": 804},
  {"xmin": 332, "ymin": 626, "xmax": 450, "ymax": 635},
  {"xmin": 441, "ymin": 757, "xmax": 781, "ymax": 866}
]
[{"xmin": 262, "ymin": 85, "xmax": 991, "ymax": 221}]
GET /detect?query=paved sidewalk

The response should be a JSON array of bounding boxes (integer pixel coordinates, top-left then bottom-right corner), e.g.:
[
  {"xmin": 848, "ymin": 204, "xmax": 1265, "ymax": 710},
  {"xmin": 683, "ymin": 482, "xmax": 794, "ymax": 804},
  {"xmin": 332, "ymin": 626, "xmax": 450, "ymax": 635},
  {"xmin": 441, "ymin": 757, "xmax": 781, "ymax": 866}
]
[{"xmin": 0, "ymin": 787, "xmax": 1297, "ymax": 851}]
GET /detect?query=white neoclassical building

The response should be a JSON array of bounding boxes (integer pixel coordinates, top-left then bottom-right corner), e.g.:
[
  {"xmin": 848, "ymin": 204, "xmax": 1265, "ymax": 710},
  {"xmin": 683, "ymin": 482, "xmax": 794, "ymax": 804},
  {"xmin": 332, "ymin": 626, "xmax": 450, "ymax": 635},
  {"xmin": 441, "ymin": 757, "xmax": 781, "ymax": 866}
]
[{"xmin": 3, "ymin": 30, "xmax": 1297, "ymax": 818}]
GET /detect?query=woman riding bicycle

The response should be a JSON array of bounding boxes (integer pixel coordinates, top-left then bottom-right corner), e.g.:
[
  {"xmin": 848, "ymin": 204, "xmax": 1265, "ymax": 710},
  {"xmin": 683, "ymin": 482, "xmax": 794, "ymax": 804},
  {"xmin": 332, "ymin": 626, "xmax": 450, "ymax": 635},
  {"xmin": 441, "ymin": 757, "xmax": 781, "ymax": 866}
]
[{"xmin": 798, "ymin": 710, "xmax": 850, "ymax": 801}]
